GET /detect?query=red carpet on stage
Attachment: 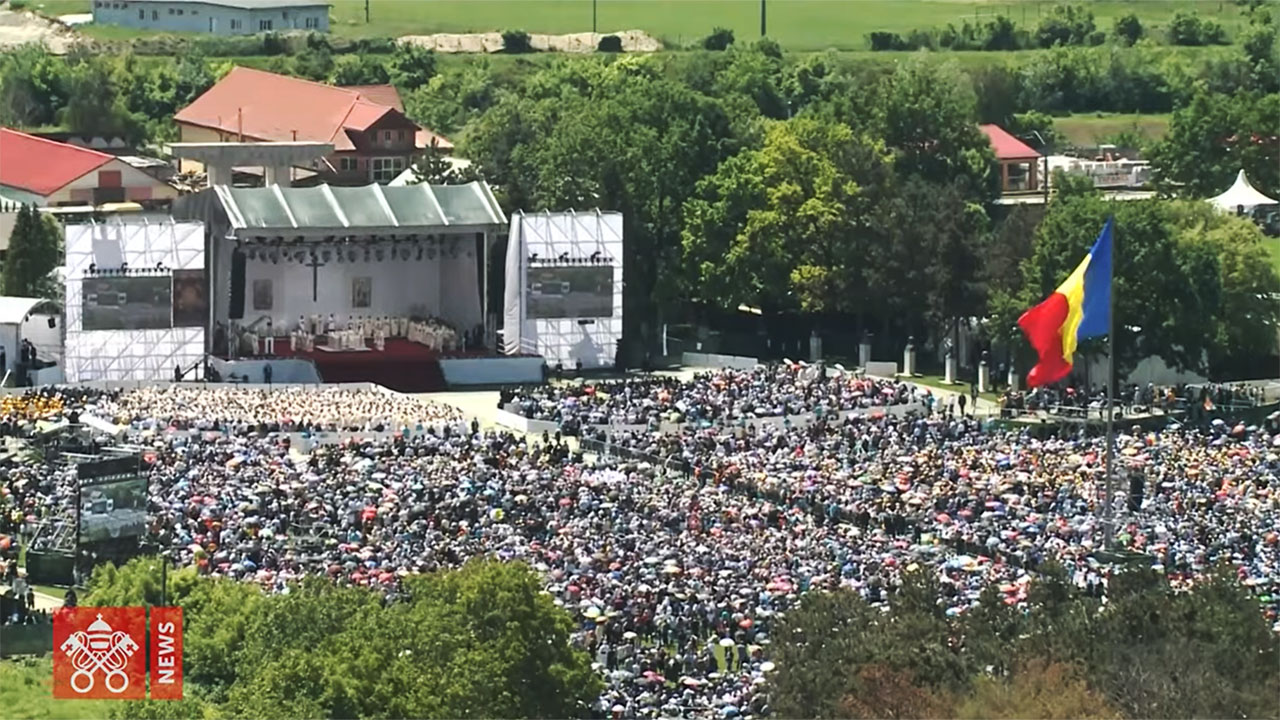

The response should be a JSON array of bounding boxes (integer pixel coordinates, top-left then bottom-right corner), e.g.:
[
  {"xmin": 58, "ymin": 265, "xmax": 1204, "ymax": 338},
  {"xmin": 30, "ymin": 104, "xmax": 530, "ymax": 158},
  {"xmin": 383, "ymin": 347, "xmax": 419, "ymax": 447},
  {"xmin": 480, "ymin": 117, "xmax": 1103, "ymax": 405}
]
[{"xmin": 273, "ymin": 339, "xmax": 448, "ymax": 392}]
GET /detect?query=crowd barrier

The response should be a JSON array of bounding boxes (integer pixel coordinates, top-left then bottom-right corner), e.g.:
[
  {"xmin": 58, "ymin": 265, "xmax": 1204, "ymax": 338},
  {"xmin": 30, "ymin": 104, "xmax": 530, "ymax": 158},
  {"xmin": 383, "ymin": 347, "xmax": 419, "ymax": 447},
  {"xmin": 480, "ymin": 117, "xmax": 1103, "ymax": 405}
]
[{"xmin": 680, "ymin": 352, "xmax": 760, "ymax": 370}]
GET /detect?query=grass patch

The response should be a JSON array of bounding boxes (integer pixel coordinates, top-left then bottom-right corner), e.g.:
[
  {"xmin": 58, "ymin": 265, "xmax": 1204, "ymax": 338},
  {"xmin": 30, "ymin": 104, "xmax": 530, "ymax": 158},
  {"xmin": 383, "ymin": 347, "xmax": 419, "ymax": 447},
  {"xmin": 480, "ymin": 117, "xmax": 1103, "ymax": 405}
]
[
  {"xmin": 1263, "ymin": 238, "xmax": 1280, "ymax": 278},
  {"xmin": 0, "ymin": 656, "xmax": 112, "ymax": 720},
  {"xmin": 1055, "ymin": 112, "xmax": 1172, "ymax": 147},
  {"xmin": 34, "ymin": 0, "xmax": 1255, "ymax": 51}
]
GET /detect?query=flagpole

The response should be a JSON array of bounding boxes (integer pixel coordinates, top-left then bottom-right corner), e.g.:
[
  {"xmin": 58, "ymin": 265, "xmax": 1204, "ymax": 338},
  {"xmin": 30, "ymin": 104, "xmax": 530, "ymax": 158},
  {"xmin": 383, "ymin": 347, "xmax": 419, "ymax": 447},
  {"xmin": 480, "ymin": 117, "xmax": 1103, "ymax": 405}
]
[{"xmin": 1103, "ymin": 217, "xmax": 1116, "ymax": 551}]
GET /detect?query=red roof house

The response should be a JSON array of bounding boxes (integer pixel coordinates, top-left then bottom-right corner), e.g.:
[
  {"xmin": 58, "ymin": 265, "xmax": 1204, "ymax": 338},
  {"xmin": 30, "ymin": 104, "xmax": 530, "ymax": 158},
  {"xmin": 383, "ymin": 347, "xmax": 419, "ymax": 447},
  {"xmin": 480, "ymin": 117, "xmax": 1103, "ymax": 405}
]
[
  {"xmin": 979, "ymin": 124, "xmax": 1042, "ymax": 193},
  {"xmin": 0, "ymin": 128, "xmax": 177, "ymax": 206},
  {"xmin": 174, "ymin": 67, "xmax": 452, "ymax": 185}
]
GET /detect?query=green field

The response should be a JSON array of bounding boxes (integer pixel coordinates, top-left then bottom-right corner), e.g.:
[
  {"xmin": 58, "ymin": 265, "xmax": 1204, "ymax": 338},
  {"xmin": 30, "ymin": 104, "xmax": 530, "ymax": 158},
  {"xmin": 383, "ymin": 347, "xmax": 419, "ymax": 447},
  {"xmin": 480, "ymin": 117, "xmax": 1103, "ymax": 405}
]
[
  {"xmin": 0, "ymin": 657, "xmax": 111, "ymax": 720},
  {"xmin": 1264, "ymin": 237, "xmax": 1280, "ymax": 276},
  {"xmin": 1055, "ymin": 112, "xmax": 1172, "ymax": 146},
  {"xmin": 30, "ymin": 0, "xmax": 1257, "ymax": 49}
]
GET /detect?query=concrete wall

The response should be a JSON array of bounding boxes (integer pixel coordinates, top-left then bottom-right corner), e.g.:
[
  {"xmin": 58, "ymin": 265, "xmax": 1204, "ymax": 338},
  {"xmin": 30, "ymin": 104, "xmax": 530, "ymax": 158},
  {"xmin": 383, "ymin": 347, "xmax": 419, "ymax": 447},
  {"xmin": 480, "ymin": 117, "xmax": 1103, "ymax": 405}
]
[
  {"xmin": 681, "ymin": 352, "xmax": 759, "ymax": 370},
  {"xmin": 93, "ymin": 1, "xmax": 329, "ymax": 36}
]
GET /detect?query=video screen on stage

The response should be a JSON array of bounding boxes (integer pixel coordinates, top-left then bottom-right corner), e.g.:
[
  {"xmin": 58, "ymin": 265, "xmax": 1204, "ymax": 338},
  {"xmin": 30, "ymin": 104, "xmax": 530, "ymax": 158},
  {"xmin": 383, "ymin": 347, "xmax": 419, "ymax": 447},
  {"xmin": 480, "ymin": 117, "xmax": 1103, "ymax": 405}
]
[
  {"xmin": 171, "ymin": 269, "xmax": 208, "ymax": 327},
  {"xmin": 77, "ymin": 456, "xmax": 147, "ymax": 544},
  {"xmin": 527, "ymin": 266, "xmax": 613, "ymax": 318},
  {"xmin": 81, "ymin": 276, "xmax": 172, "ymax": 330}
]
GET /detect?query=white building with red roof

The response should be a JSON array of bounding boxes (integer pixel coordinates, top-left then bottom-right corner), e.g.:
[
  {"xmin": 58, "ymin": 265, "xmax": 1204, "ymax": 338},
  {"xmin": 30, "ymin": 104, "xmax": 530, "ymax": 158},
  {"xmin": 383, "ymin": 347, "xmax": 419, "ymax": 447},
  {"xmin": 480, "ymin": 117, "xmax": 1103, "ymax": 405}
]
[
  {"xmin": 173, "ymin": 67, "xmax": 452, "ymax": 185},
  {"xmin": 0, "ymin": 128, "xmax": 179, "ymax": 207}
]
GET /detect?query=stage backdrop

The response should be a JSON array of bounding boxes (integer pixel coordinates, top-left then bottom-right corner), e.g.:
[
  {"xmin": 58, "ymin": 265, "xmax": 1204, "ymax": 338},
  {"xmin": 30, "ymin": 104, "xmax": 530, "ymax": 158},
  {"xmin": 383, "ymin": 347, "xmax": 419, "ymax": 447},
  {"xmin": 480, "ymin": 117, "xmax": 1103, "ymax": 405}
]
[
  {"xmin": 64, "ymin": 221, "xmax": 207, "ymax": 381},
  {"xmin": 502, "ymin": 211, "xmax": 623, "ymax": 368}
]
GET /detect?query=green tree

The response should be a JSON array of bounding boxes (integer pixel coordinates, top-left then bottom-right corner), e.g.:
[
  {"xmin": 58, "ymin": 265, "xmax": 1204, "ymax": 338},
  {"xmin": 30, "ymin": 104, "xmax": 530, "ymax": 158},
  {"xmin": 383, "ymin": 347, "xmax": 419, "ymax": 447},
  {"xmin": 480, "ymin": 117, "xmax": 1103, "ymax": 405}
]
[
  {"xmin": 955, "ymin": 659, "xmax": 1120, "ymax": 720},
  {"xmin": 1113, "ymin": 13, "xmax": 1143, "ymax": 46},
  {"xmin": 1036, "ymin": 5, "xmax": 1097, "ymax": 47},
  {"xmin": 404, "ymin": 63, "xmax": 497, "ymax": 136},
  {"xmin": 386, "ymin": 42, "xmax": 436, "ymax": 90},
  {"xmin": 1149, "ymin": 87, "xmax": 1280, "ymax": 197},
  {"xmin": 1, "ymin": 204, "xmax": 62, "ymax": 299},
  {"xmin": 681, "ymin": 117, "xmax": 894, "ymax": 314},
  {"xmin": 876, "ymin": 57, "xmax": 997, "ymax": 200},
  {"xmin": 330, "ymin": 53, "xmax": 390, "ymax": 86}
]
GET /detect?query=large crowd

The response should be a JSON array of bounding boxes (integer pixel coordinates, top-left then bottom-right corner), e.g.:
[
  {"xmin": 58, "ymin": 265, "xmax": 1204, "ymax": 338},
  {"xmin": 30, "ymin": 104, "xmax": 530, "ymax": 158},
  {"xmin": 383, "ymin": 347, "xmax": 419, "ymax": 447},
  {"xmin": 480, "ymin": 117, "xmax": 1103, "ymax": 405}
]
[
  {"xmin": 2, "ymin": 377, "xmax": 1279, "ymax": 718},
  {"xmin": 506, "ymin": 365, "xmax": 917, "ymax": 429}
]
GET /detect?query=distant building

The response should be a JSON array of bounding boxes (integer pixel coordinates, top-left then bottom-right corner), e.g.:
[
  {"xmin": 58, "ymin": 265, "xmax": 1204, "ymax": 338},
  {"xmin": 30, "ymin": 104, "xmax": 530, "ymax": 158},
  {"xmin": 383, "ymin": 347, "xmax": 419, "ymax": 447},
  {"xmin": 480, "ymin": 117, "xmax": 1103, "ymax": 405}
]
[
  {"xmin": 174, "ymin": 67, "xmax": 453, "ymax": 185},
  {"xmin": 0, "ymin": 128, "xmax": 179, "ymax": 207},
  {"xmin": 980, "ymin": 124, "xmax": 1042, "ymax": 194},
  {"xmin": 91, "ymin": 0, "xmax": 329, "ymax": 36}
]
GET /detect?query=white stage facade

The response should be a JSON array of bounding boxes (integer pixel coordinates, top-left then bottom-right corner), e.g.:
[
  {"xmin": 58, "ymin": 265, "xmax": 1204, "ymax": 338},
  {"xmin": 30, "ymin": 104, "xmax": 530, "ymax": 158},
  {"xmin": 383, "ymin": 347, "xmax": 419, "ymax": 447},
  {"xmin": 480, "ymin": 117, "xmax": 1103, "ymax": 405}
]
[
  {"xmin": 173, "ymin": 182, "xmax": 518, "ymax": 391},
  {"xmin": 502, "ymin": 210, "xmax": 624, "ymax": 369},
  {"xmin": 63, "ymin": 220, "xmax": 208, "ymax": 382}
]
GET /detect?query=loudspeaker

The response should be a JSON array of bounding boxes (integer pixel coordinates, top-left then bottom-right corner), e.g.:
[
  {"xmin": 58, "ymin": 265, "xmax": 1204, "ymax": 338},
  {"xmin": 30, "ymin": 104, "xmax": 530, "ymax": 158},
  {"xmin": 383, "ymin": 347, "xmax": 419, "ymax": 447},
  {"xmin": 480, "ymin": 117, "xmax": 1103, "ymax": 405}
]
[
  {"xmin": 229, "ymin": 250, "xmax": 246, "ymax": 320},
  {"xmin": 1128, "ymin": 472, "xmax": 1145, "ymax": 512},
  {"xmin": 47, "ymin": 317, "xmax": 56, "ymax": 329}
]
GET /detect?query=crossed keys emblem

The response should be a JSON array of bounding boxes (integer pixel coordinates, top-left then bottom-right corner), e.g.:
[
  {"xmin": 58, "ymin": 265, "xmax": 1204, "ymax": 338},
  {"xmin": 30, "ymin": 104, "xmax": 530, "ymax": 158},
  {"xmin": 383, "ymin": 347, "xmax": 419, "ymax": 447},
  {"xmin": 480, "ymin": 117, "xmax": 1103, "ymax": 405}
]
[{"xmin": 59, "ymin": 613, "xmax": 140, "ymax": 694}]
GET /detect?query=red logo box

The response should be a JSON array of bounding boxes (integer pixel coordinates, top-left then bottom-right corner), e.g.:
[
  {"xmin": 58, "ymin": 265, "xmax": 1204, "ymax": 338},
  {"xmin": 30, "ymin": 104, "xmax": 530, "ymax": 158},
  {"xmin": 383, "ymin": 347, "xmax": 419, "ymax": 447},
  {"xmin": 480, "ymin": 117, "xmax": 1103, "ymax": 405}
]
[
  {"xmin": 53, "ymin": 607, "xmax": 146, "ymax": 699},
  {"xmin": 149, "ymin": 607, "xmax": 183, "ymax": 700}
]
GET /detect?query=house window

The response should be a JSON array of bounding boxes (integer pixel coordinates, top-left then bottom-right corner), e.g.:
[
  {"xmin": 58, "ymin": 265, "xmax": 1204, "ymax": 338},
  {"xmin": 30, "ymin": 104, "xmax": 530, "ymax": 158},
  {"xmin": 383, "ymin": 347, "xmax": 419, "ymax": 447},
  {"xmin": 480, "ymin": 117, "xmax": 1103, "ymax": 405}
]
[
  {"xmin": 371, "ymin": 157, "xmax": 404, "ymax": 183},
  {"xmin": 305, "ymin": 16, "xmax": 318, "ymax": 29},
  {"xmin": 176, "ymin": 9, "xmax": 183, "ymax": 14},
  {"xmin": 192, "ymin": 9, "xmax": 197, "ymax": 13},
  {"xmin": 152, "ymin": 9, "xmax": 158, "ymax": 19},
  {"xmin": 282, "ymin": 10, "xmax": 287, "ymax": 18},
  {"xmin": 138, "ymin": 9, "xmax": 144, "ymax": 19},
  {"xmin": 168, "ymin": 7, "xmax": 174, "ymax": 13},
  {"xmin": 230, "ymin": 18, "xmax": 241, "ymax": 29},
  {"xmin": 259, "ymin": 19, "xmax": 273, "ymax": 30},
  {"xmin": 340, "ymin": 157, "xmax": 357, "ymax": 172},
  {"xmin": 382, "ymin": 131, "xmax": 391, "ymax": 144},
  {"xmin": 397, "ymin": 130, "xmax": 405, "ymax": 141}
]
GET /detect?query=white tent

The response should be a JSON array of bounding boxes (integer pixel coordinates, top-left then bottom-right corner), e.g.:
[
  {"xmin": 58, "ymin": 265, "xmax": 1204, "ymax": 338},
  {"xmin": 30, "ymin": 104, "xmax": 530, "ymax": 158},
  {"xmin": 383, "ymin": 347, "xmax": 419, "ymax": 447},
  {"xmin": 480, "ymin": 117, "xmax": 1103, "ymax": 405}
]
[{"xmin": 1209, "ymin": 169, "xmax": 1279, "ymax": 212}]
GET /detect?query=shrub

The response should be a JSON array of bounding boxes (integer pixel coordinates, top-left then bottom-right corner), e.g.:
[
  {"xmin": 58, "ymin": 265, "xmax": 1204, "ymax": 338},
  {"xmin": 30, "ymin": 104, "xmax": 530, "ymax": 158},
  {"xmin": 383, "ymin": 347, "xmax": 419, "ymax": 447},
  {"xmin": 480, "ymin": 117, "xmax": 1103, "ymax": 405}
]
[
  {"xmin": 597, "ymin": 34, "xmax": 622, "ymax": 53},
  {"xmin": 1113, "ymin": 13, "xmax": 1143, "ymax": 46},
  {"xmin": 1036, "ymin": 4, "xmax": 1097, "ymax": 48},
  {"xmin": 261, "ymin": 32, "xmax": 287, "ymax": 55},
  {"xmin": 9, "ymin": 0, "xmax": 28, "ymax": 10},
  {"xmin": 501, "ymin": 29, "xmax": 533, "ymax": 53},
  {"xmin": 353, "ymin": 36, "xmax": 396, "ymax": 54},
  {"xmin": 1168, "ymin": 10, "xmax": 1204, "ymax": 45},
  {"xmin": 868, "ymin": 31, "xmax": 906, "ymax": 51},
  {"xmin": 702, "ymin": 27, "xmax": 734, "ymax": 51}
]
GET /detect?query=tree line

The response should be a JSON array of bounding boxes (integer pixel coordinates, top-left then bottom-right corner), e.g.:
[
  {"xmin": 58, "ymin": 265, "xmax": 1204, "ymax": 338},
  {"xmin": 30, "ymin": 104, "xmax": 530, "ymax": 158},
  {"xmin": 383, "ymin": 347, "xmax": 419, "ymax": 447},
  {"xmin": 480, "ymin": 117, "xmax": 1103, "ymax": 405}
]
[
  {"xmin": 81, "ymin": 553, "xmax": 1280, "ymax": 719},
  {"xmin": 0, "ymin": 25, "xmax": 1276, "ymax": 375}
]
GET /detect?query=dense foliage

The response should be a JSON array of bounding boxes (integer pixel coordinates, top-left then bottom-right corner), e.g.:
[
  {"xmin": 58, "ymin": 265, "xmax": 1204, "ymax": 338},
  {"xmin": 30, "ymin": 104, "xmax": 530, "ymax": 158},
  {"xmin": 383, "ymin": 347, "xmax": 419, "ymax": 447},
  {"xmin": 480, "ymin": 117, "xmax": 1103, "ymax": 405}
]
[
  {"xmin": 88, "ymin": 557, "xmax": 601, "ymax": 720},
  {"xmin": 771, "ymin": 566, "xmax": 1280, "ymax": 719},
  {"xmin": 0, "ymin": 204, "xmax": 62, "ymax": 300}
]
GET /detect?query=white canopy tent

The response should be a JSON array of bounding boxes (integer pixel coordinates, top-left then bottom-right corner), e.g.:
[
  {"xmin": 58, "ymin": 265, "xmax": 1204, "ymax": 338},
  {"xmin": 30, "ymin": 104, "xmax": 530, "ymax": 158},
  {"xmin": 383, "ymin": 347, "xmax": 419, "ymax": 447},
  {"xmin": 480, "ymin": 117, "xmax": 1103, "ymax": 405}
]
[
  {"xmin": 1209, "ymin": 169, "xmax": 1279, "ymax": 212},
  {"xmin": 0, "ymin": 295, "xmax": 59, "ymax": 384}
]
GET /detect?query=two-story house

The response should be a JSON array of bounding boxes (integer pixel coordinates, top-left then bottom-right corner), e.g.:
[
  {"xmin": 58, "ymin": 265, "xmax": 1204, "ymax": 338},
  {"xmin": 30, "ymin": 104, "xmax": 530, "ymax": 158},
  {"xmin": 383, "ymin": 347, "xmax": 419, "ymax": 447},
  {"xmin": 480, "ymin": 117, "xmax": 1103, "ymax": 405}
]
[
  {"xmin": 92, "ymin": 0, "xmax": 330, "ymax": 36},
  {"xmin": 173, "ymin": 67, "xmax": 452, "ymax": 185}
]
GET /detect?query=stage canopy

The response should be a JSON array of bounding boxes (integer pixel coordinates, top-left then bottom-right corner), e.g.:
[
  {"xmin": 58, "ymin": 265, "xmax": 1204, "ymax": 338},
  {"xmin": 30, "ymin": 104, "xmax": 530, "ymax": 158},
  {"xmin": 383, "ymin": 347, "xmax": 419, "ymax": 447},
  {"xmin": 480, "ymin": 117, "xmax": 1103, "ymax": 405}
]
[
  {"xmin": 1209, "ymin": 170, "xmax": 1278, "ymax": 212},
  {"xmin": 213, "ymin": 182, "xmax": 505, "ymax": 234}
]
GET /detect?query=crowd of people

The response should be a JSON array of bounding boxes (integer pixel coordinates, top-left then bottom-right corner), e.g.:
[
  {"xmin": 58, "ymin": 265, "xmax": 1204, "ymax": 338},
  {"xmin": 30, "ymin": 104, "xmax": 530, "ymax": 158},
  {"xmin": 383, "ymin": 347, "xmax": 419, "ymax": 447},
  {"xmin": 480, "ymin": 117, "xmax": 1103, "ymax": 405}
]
[
  {"xmin": 506, "ymin": 365, "xmax": 917, "ymax": 429},
  {"xmin": 999, "ymin": 381, "xmax": 1270, "ymax": 418},
  {"xmin": 2, "ymin": 376, "xmax": 1279, "ymax": 717}
]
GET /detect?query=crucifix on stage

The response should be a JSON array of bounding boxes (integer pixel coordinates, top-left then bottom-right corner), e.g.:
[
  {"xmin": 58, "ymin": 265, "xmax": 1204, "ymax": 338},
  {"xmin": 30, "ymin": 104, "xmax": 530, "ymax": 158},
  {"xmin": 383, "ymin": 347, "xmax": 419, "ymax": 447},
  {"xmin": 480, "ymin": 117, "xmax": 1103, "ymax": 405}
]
[{"xmin": 305, "ymin": 254, "xmax": 326, "ymax": 302}]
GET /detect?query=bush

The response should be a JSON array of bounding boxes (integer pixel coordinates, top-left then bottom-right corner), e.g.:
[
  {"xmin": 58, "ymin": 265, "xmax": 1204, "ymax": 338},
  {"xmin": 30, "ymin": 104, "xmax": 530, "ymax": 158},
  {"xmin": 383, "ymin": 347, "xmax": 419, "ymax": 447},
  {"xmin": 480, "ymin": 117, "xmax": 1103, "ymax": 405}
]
[
  {"xmin": 868, "ymin": 31, "xmax": 907, "ymax": 51},
  {"xmin": 1036, "ymin": 4, "xmax": 1097, "ymax": 48},
  {"xmin": 501, "ymin": 29, "xmax": 533, "ymax": 53},
  {"xmin": 9, "ymin": 0, "xmax": 27, "ymax": 10},
  {"xmin": 597, "ymin": 34, "xmax": 622, "ymax": 53},
  {"xmin": 353, "ymin": 36, "xmax": 396, "ymax": 54},
  {"xmin": 261, "ymin": 32, "xmax": 287, "ymax": 56},
  {"xmin": 702, "ymin": 27, "xmax": 734, "ymax": 51},
  {"xmin": 1113, "ymin": 13, "xmax": 1143, "ymax": 46}
]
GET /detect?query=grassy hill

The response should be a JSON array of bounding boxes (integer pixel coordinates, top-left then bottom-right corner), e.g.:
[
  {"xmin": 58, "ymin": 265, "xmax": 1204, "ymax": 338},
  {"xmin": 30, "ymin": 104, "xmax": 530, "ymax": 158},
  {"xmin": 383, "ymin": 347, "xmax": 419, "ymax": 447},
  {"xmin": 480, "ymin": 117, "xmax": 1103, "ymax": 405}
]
[{"xmin": 31, "ymin": 0, "xmax": 1258, "ymax": 50}]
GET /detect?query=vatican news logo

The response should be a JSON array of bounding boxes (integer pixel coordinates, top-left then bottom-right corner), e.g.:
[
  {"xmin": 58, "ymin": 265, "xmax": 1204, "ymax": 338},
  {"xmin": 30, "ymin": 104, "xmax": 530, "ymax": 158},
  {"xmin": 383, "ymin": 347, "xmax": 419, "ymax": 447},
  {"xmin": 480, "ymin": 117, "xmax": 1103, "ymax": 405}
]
[{"xmin": 53, "ymin": 606, "xmax": 183, "ymax": 700}]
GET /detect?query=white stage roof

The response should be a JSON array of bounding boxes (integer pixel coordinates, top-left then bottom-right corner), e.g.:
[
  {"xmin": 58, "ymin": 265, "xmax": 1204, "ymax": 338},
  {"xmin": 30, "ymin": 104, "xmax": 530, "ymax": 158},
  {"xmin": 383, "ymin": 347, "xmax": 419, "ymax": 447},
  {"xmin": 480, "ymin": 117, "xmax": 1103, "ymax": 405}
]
[
  {"xmin": 1210, "ymin": 170, "xmax": 1278, "ymax": 212},
  {"xmin": 213, "ymin": 181, "xmax": 505, "ymax": 232},
  {"xmin": 0, "ymin": 296, "xmax": 54, "ymax": 326}
]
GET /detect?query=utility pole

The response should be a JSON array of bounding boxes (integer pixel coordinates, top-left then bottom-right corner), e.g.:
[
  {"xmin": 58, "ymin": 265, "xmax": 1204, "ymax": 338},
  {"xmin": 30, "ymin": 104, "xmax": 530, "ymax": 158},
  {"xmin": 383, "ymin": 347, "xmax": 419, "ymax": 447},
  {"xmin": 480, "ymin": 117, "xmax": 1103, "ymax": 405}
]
[
  {"xmin": 365, "ymin": 0, "xmax": 370, "ymax": 24},
  {"xmin": 160, "ymin": 553, "xmax": 167, "ymax": 607},
  {"xmin": 593, "ymin": 0, "xmax": 597, "ymax": 35},
  {"xmin": 760, "ymin": 0, "xmax": 767, "ymax": 37}
]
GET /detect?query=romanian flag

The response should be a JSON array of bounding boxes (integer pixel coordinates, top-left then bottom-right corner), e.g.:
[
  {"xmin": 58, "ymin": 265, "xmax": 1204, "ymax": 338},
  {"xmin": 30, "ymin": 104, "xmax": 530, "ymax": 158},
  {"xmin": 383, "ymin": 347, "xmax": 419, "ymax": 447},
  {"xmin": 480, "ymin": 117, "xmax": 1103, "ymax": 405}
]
[{"xmin": 1017, "ymin": 218, "xmax": 1113, "ymax": 387}]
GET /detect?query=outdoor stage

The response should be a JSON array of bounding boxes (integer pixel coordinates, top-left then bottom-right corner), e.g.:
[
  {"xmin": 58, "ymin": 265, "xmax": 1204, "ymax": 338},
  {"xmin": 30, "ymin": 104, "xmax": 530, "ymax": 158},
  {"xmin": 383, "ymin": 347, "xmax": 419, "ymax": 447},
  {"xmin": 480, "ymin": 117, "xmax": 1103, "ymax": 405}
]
[{"xmin": 271, "ymin": 339, "xmax": 448, "ymax": 392}]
